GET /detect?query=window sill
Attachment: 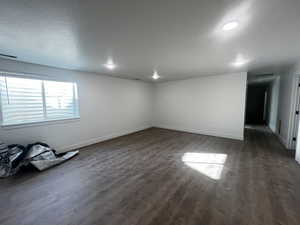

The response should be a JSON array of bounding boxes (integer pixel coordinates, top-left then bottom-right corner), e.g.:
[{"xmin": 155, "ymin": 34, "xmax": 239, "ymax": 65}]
[{"xmin": 1, "ymin": 117, "xmax": 80, "ymax": 130}]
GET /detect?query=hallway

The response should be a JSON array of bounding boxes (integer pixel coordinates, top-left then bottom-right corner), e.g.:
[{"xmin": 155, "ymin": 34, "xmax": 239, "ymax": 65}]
[{"xmin": 0, "ymin": 127, "xmax": 300, "ymax": 225}]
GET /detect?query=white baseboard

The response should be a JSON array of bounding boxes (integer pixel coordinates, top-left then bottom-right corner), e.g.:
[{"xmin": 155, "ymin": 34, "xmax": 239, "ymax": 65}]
[
  {"xmin": 274, "ymin": 133, "xmax": 289, "ymax": 149},
  {"xmin": 153, "ymin": 125, "xmax": 244, "ymax": 141},
  {"xmin": 57, "ymin": 125, "xmax": 151, "ymax": 153},
  {"xmin": 269, "ymin": 124, "xmax": 276, "ymax": 133}
]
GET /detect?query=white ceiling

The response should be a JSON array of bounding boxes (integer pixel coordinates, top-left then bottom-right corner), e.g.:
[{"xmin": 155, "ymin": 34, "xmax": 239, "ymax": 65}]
[{"xmin": 0, "ymin": 0, "xmax": 300, "ymax": 81}]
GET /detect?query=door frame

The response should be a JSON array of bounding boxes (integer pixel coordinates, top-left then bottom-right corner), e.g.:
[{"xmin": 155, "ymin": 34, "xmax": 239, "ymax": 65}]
[{"xmin": 290, "ymin": 75, "xmax": 300, "ymax": 149}]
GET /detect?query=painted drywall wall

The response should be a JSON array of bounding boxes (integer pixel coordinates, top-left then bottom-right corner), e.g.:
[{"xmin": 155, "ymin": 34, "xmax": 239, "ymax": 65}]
[
  {"xmin": 0, "ymin": 59, "xmax": 153, "ymax": 152},
  {"xmin": 152, "ymin": 73, "xmax": 247, "ymax": 140},
  {"xmin": 277, "ymin": 71, "xmax": 295, "ymax": 148},
  {"xmin": 292, "ymin": 61, "xmax": 300, "ymax": 74},
  {"xmin": 277, "ymin": 64, "xmax": 300, "ymax": 149},
  {"xmin": 267, "ymin": 77, "xmax": 280, "ymax": 133},
  {"xmin": 0, "ymin": 59, "xmax": 249, "ymax": 150}
]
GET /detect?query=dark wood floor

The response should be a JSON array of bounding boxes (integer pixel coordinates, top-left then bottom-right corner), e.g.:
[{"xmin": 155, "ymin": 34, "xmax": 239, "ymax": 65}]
[{"xmin": 1, "ymin": 127, "xmax": 300, "ymax": 225}]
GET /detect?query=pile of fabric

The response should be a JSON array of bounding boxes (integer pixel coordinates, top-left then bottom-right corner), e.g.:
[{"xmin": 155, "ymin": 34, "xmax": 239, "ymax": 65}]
[{"xmin": 0, "ymin": 141, "xmax": 78, "ymax": 178}]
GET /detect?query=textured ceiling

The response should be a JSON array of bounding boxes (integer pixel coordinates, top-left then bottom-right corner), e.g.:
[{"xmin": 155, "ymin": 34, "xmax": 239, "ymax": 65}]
[{"xmin": 0, "ymin": 0, "xmax": 300, "ymax": 81}]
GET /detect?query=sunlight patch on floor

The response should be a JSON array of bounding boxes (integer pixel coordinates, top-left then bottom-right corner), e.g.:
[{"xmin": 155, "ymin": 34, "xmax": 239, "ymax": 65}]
[{"xmin": 182, "ymin": 153, "xmax": 227, "ymax": 180}]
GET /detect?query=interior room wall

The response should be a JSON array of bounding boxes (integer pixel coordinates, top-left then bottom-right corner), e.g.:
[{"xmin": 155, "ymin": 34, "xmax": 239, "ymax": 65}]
[
  {"xmin": 152, "ymin": 72, "xmax": 247, "ymax": 140},
  {"xmin": 0, "ymin": 59, "xmax": 249, "ymax": 149},
  {"xmin": 277, "ymin": 63, "xmax": 300, "ymax": 149},
  {"xmin": 267, "ymin": 77, "xmax": 280, "ymax": 133},
  {"xmin": 0, "ymin": 59, "xmax": 153, "ymax": 152}
]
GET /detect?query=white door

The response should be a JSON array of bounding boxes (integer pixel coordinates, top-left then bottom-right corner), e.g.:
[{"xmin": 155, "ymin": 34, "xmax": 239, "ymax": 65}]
[
  {"xmin": 295, "ymin": 76, "xmax": 300, "ymax": 163},
  {"xmin": 296, "ymin": 122, "xmax": 300, "ymax": 163},
  {"xmin": 292, "ymin": 77, "xmax": 300, "ymax": 150}
]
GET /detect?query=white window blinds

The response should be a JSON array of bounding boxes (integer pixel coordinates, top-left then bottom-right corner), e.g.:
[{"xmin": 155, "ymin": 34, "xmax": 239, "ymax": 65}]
[{"xmin": 0, "ymin": 73, "xmax": 79, "ymax": 126}]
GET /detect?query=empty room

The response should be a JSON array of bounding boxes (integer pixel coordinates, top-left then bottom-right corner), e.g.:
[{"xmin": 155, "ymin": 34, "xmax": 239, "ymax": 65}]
[{"xmin": 1, "ymin": 0, "xmax": 300, "ymax": 225}]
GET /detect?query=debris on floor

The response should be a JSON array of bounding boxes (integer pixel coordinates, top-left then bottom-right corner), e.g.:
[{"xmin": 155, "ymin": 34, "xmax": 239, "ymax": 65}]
[{"xmin": 0, "ymin": 141, "xmax": 79, "ymax": 178}]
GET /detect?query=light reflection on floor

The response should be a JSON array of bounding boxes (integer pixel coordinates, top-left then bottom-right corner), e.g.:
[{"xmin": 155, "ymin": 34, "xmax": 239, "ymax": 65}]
[{"xmin": 182, "ymin": 153, "xmax": 227, "ymax": 180}]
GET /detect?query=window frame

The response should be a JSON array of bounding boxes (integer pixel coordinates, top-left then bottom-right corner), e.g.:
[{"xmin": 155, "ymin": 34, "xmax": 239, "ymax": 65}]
[{"xmin": 0, "ymin": 71, "xmax": 80, "ymax": 129}]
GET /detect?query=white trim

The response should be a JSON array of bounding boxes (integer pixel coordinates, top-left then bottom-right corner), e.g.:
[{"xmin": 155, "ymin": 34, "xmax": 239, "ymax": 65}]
[
  {"xmin": 0, "ymin": 70, "xmax": 74, "ymax": 82},
  {"xmin": 241, "ymin": 72, "xmax": 248, "ymax": 139},
  {"xmin": 269, "ymin": 123, "xmax": 276, "ymax": 133},
  {"xmin": 57, "ymin": 125, "xmax": 152, "ymax": 153},
  {"xmin": 267, "ymin": 124, "xmax": 291, "ymax": 150},
  {"xmin": 288, "ymin": 74, "xmax": 300, "ymax": 149},
  {"xmin": 1, "ymin": 117, "xmax": 80, "ymax": 129},
  {"xmin": 153, "ymin": 125, "xmax": 244, "ymax": 141},
  {"xmin": 0, "ymin": 81, "xmax": 3, "ymax": 123},
  {"xmin": 0, "ymin": 74, "xmax": 80, "ymax": 128},
  {"xmin": 274, "ymin": 132, "xmax": 289, "ymax": 149},
  {"xmin": 41, "ymin": 81, "xmax": 47, "ymax": 119}
]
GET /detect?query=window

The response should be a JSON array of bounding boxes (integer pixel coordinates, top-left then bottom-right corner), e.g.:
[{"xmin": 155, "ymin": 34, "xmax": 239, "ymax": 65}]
[{"xmin": 0, "ymin": 73, "xmax": 79, "ymax": 126}]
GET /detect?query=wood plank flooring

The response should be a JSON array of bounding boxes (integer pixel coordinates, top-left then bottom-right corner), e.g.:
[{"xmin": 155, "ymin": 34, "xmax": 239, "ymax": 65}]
[{"xmin": 1, "ymin": 127, "xmax": 300, "ymax": 225}]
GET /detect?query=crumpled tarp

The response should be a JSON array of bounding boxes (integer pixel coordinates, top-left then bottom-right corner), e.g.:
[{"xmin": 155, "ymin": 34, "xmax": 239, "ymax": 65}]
[
  {"xmin": 31, "ymin": 151, "xmax": 79, "ymax": 171},
  {"xmin": 0, "ymin": 141, "xmax": 79, "ymax": 178},
  {"xmin": 0, "ymin": 142, "xmax": 28, "ymax": 178}
]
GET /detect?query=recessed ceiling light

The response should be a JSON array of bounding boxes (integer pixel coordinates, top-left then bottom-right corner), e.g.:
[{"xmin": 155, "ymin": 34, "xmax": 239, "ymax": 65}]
[
  {"xmin": 232, "ymin": 57, "xmax": 249, "ymax": 67},
  {"xmin": 222, "ymin": 21, "xmax": 239, "ymax": 31},
  {"xmin": 152, "ymin": 71, "xmax": 160, "ymax": 80},
  {"xmin": 232, "ymin": 61, "xmax": 246, "ymax": 67},
  {"xmin": 104, "ymin": 59, "xmax": 116, "ymax": 70}
]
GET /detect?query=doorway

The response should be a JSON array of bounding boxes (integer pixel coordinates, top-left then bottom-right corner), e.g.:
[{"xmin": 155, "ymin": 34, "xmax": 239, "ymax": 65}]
[{"xmin": 245, "ymin": 83, "xmax": 270, "ymax": 125}]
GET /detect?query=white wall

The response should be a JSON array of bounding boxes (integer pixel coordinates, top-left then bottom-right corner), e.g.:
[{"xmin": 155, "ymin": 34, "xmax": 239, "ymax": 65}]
[
  {"xmin": 292, "ymin": 62, "xmax": 300, "ymax": 75},
  {"xmin": 267, "ymin": 76, "xmax": 280, "ymax": 133},
  {"xmin": 276, "ymin": 61, "xmax": 300, "ymax": 149},
  {"xmin": 277, "ymin": 72, "xmax": 296, "ymax": 148},
  {"xmin": 0, "ymin": 59, "xmax": 153, "ymax": 152},
  {"xmin": 0, "ymin": 59, "xmax": 249, "ymax": 150},
  {"xmin": 152, "ymin": 72, "xmax": 247, "ymax": 140}
]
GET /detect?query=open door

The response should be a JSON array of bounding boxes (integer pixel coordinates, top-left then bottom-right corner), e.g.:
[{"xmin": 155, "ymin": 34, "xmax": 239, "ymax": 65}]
[
  {"xmin": 292, "ymin": 77, "xmax": 300, "ymax": 150},
  {"xmin": 295, "ymin": 76, "xmax": 300, "ymax": 163},
  {"xmin": 296, "ymin": 123, "xmax": 300, "ymax": 163}
]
